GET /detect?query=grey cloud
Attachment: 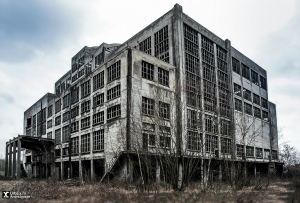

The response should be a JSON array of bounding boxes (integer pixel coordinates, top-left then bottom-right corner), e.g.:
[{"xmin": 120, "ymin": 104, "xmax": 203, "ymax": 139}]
[
  {"xmin": 0, "ymin": 92, "xmax": 15, "ymax": 104},
  {"xmin": 0, "ymin": 0, "xmax": 82, "ymax": 63}
]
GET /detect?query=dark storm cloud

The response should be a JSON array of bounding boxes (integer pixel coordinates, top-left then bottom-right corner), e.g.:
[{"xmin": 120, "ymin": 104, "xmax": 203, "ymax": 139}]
[{"xmin": 0, "ymin": 0, "xmax": 80, "ymax": 63}]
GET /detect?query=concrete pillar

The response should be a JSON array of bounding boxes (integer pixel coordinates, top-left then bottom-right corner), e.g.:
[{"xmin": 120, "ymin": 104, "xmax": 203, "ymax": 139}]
[
  {"xmin": 8, "ymin": 140, "xmax": 12, "ymax": 177},
  {"xmin": 5, "ymin": 143, "xmax": 8, "ymax": 176},
  {"xmin": 13, "ymin": 139, "xmax": 16, "ymax": 179},
  {"xmin": 219, "ymin": 164, "xmax": 222, "ymax": 181},
  {"xmin": 60, "ymin": 161, "xmax": 64, "ymax": 180},
  {"xmin": 178, "ymin": 162, "xmax": 183, "ymax": 188},
  {"xmin": 79, "ymin": 159, "xmax": 82, "ymax": 182},
  {"xmin": 156, "ymin": 160, "xmax": 160, "ymax": 183},
  {"xmin": 91, "ymin": 159, "xmax": 95, "ymax": 181},
  {"xmin": 16, "ymin": 137, "xmax": 21, "ymax": 179},
  {"xmin": 203, "ymin": 162, "xmax": 207, "ymax": 184},
  {"xmin": 254, "ymin": 164, "xmax": 257, "ymax": 177},
  {"xmin": 126, "ymin": 157, "xmax": 133, "ymax": 183}
]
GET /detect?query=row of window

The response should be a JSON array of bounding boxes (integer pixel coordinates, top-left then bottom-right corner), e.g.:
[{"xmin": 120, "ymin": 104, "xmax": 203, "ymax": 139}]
[
  {"xmin": 142, "ymin": 61, "xmax": 169, "ymax": 87},
  {"xmin": 235, "ymin": 98, "xmax": 268, "ymax": 120},
  {"xmin": 234, "ymin": 83, "xmax": 268, "ymax": 109},
  {"xmin": 236, "ymin": 144, "xmax": 278, "ymax": 159},
  {"xmin": 70, "ymin": 130, "xmax": 104, "ymax": 154},
  {"xmin": 232, "ymin": 57, "xmax": 267, "ymax": 90}
]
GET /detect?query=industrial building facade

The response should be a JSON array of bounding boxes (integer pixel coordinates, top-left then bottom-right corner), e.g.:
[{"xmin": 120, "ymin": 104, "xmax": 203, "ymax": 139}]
[{"xmin": 5, "ymin": 4, "xmax": 281, "ymax": 181}]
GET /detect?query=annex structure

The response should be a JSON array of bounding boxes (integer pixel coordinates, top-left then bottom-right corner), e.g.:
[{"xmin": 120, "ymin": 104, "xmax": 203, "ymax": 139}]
[{"xmin": 5, "ymin": 4, "xmax": 283, "ymax": 182}]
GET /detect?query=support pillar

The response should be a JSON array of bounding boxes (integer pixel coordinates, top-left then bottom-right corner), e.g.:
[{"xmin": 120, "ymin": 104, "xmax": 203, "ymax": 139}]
[
  {"xmin": 91, "ymin": 159, "xmax": 95, "ymax": 181},
  {"xmin": 17, "ymin": 136, "xmax": 21, "ymax": 179},
  {"xmin": 13, "ymin": 139, "xmax": 16, "ymax": 179},
  {"xmin": 254, "ymin": 164, "xmax": 257, "ymax": 177},
  {"xmin": 60, "ymin": 161, "xmax": 64, "ymax": 180},
  {"xmin": 79, "ymin": 159, "xmax": 82, "ymax": 182},
  {"xmin": 156, "ymin": 160, "xmax": 160, "ymax": 183},
  {"xmin": 8, "ymin": 140, "xmax": 12, "ymax": 177},
  {"xmin": 178, "ymin": 162, "xmax": 183, "ymax": 188},
  {"xmin": 126, "ymin": 157, "xmax": 133, "ymax": 183},
  {"xmin": 219, "ymin": 164, "xmax": 222, "ymax": 181},
  {"xmin": 5, "ymin": 143, "xmax": 8, "ymax": 176}
]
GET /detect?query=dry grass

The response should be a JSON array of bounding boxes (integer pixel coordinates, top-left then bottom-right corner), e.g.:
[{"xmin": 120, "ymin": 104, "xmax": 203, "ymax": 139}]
[{"xmin": 0, "ymin": 177, "xmax": 297, "ymax": 203}]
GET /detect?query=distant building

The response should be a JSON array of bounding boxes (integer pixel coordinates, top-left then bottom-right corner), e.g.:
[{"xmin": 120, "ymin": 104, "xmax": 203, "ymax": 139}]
[{"xmin": 5, "ymin": 4, "xmax": 282, "ymax": 181}]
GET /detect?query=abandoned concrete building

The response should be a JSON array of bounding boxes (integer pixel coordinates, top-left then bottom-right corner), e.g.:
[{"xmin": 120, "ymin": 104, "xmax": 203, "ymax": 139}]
[{"xmin": 5, "ymin": 4, "xmax": 282, "ymax": 182}]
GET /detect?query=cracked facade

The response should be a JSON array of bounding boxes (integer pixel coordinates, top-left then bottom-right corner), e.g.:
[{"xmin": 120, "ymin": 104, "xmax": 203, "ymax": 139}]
[{"xmin": 5, "ymin": 4, "xmax": 282, "ymax": 181}]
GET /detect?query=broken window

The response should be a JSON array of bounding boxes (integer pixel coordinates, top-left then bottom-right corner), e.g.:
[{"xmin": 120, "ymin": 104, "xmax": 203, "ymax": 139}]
[
  {"xmin": 205, "ymin": 134, "xmax": 218, "ymax": 153},
  {"xmin": 62, "ymin": 111, "xmax": 70, "ymax": 122},
  {"xmin": 107, "ymin": 85, "xmax": 120, "ymax": 101},
  {"xmin": 139, "ymin": 36, "xmax": 151, "ymax": 55},
  {"xmin": 63, "ymin": 94, "xmax": 70, "ymax": 109},
  {"xmin": 55, "ymin": 128, "xmax": 61, "ymax": 144},
  {"xmin": 251, "ymin": 70, "xmax": 259, "ymax": 85},
  {"xmin": 47, "ymin": 120, "xmax": 52, "ymax": 129},
  {"xmin": 81, "ymin": 116, "xmax": 90, "ymax": 129},
  {"xmin": 154, "ymin": 26, "xmax": 169, "ymax": 63},
  {"xmin": 47, "ymin": 132, "xmax": 52, "ymax": 139},
  {"xmin": 93, "ymin": 71, "xmax": 104, "ymax": 91},
  {"xmin": 71, "ymin": 121, "xmax": 79, "ymax": 132},
  {"xmin": 71, "ymin": 105, "xmax": 79, "ymax": 118},
  {"xmin": 78, "ymin": 68, "xmax": 85, "ymax": 78},
  {"xmin": 93, "ymin": 93, "xmax": 104, "ymax": 108},
  {"xmin": 81, "ymin": 80, "xmax": 90, "ymax": 98},
  {"xmin": 261, "ymin": 97, "xmax": 268, "ymax": 109},
  {"xmin": 203, "ymin": 80, "xmax": 216, "ymax": 112},
  {"xmin": 184, "ymin": 25, "xmax": 199, "ymax": 58},
  {"xmin": 236, "ymin": 144, "xmax": 244, "ymax": 157},
  {"xmin": 71, "ymin": 137, "xmax": 79, "ymax": 154},
  {"xmin": 217, "ymin": 46, "xmax": 227, "ymax": 73},
  {"xmin": 242, "ymin": 64, "xmax": 250, "ymax": 80},
  {"xmin": 55, "ymin": 115, "xmax": 61, "ymax": 126},
  {"xmin": 158, "ymin": 67, "xmax": 169, "ymax": 87},
  {"xmin": 256, "ymin": 148, "xmax": 263, "ymax": 158},
  {"xmin": 221, "ymin": 119, "xmax": 230, "ymax": 136},
  {"xmin": 262, "ymin": 110, "xmax": 268, "ymax": 121},
  {"xmin": 81, "ymin": 134, "xmax": 90, "ymax": 153},
  {"xmin": 246, "ymin": 146, "xmax": 254, "ymax": 157},
  {"xmin": 187, "ymin": 131, "xmax": 201, "ymax": 151},
  {"xmin": 253, "ymin": 107, "xmax": 261, "ymax": 119},
  {"xmin": 186, "ymin": 72, "xmax": 201, "ymax": 108},
  {"xmin": 143, "ymin": 133, "xmax": 156, "ymax": 149},
  {"xmin": 142, "ymin": 97, "xmax": 154, "ymax": 116},
  {"xmin": 81, "ymin": 100, "xmax": 90, "ymax": 113},
  {"xmin": 260, "ymin": 76, "xmax": 267, "ymax": 90},
  {"xmin": 264, "ymin": 149, "xmax": 270, "ymax": 159},
  {"xmin": 55, "ymin": 99, "xmax": 61, "ymax": 114},
  {"xmin": 234, "ymin": 83, "xmax": 242, "ymax": 97},
  {"xmin": 244, "ymin": 102, "xmax": 252, "ymax": 115},
  {"xmin": 243, "ymin": 88, "xmax": 251, "ymax": 102},
  {"xmin": 72, "ymin": 74, "xmax": 78, "ymax": 83},
  {"xmin": 107, "ymin": 60, "xmax": 121, "ymax": 83},
  {"xmin": 95, "ymin": 52, "xmax": 103, "ymax": 68},
  {"xmin": 253, "ymin": 93, "xmax": 260, "ymax": 105},
  {"xmin": 234, "ymin": 98, "xmax": 242, "ymax": 112},
  {"xmin": 159, "ymin": 101, "xmax": 170, "ymax": 119},
  {"xmin": 142, "ymin": 61, "xmax": 154, "ymax": 81},
  {"xmin": 71, "ymin": 87, "xmax": 79, "ymax": 104},
  {"xmin": 272, "ymin": 150, "xmax": 278, "ymax": 160},
  {"xmin": 93, "ymin": 111, "xmax": 104, "ymax": 125},
  {"xmin": 232, "ymin": 57, "xmax": 240, "ymax": 74},
  {"xmin": 107, "ymin": 104, "xmax": 121, "ymax": 120},
  {"xmin": 93, "ymin": 129, "xmax": 104, "ymax": 151},
  {"xmin": 47, "ymin": 105, "xmax": 53, "ymax": 118},
  {"xmin": 27, "ymin": 117, "xmax": 32, "ymax": 127},
  {"xmin": 221, "ymin": 138, "xmax": 231, "ymax": 154},
  {"xmin": 62, "ymin": 125, "xmax": 70, "ymax": 143},
  {"xmin": 205, "ymin": 115, "xmax": 218, "ymax": 134},
  {"xmin": 187, "ymin": 109, "xmax": 198, "ymax": 129}
]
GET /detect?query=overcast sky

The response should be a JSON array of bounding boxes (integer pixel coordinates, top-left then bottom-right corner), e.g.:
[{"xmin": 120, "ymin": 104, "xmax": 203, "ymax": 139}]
[{"xmin": 0, "ymin": 0, "xmax": 299, "ymax": 157}]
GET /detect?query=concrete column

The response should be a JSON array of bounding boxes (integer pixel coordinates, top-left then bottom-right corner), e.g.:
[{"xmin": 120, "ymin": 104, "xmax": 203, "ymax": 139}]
[
  {"xmin": 254, "ymin": 164, "xmax": 257, "ymax": 177},
  {"xmin": 126, "ymin": 157, "xmax": 133, "ymax": 183},
  {"xmin": 5, "ymin": 143, "xmax": 8, "ymax": 176},
  {"xmin": 91, "ymin": 159, "xmax": 95, "ymax": 181},
  {"xmin": 219, "ymin": 164, "xmax": 222, "ymax": 181},
  {"xmin": 79, "ymin": 159, "xmax": 82, "ymax": 182},
  {"xmin": 16, "ymin": 136, "xmax": 21, "ymax": 179},
  {"xmin": 8, "ymin": 140, "xmax": 12, "ymax": 177},
  {"xmin": 13, "ymin": 139, "xmax": 16, "ymax": 179},
  {"xmin": 178, "ymin": 162, "xmax": 183, "ymax": 188},
  {"xmin": 203, "ymin": 162, "xmax": 207, "ymax": 184},
  {"xmin": 156, "ymin": 160, "xmax": 160, "ymax": 183},
  {"xmin": 60, "ymin": 161, "xmax": 64, "ymax": 180}
]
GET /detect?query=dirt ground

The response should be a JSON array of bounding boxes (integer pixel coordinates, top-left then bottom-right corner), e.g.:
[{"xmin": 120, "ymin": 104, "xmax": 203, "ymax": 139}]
[{"xmin": 0, "ymin": 178, "xmax": 298, "ymax": 203}]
